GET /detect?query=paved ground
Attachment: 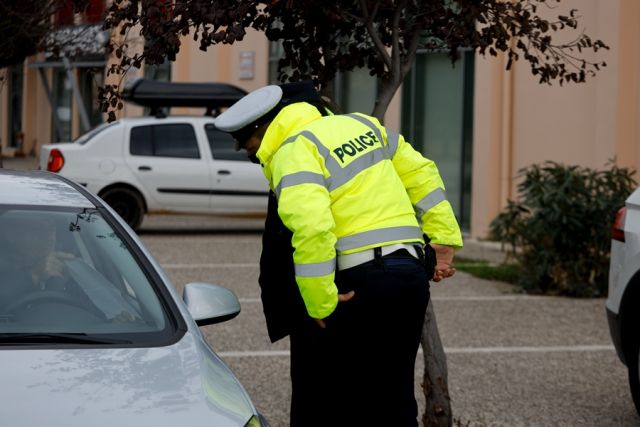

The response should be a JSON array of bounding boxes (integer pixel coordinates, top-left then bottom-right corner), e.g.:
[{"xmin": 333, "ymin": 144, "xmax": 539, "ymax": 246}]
[
  {"xmin": 4, "ymin": 157, "xmax": 638, "ymax": 426},
  {"xmin": 0, "ymin": 154, "xmax": 40, "ymax": 170},
  {"xmin": 135, "ymin": 214, "xmax": 639, "ymax": 427}
]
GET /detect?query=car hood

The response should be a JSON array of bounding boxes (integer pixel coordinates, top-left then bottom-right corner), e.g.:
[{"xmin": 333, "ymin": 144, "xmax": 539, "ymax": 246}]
[{"xmin": 0, "ymin": 332, "xmax": 255, "ymax": 427}]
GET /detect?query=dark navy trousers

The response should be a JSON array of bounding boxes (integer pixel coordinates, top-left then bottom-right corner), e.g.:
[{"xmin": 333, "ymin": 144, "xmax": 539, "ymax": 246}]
[{"xmin": 289, "ymin": 251, "xmax": 430, "ymax": 427}]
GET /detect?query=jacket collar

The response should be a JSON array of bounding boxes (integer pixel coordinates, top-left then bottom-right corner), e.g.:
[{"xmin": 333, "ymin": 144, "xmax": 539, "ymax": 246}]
[{"xmin": 256, "ymin": 102, "xmax": 322, "ymax": 169}]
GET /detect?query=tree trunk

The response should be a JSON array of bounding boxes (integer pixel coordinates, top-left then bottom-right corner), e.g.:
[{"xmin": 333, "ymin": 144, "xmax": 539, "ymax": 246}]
[
  {"xmin": 372, "ymin": 78, "xmax": 400, "ymax": 120},
  {"xmin": 421, "ymin": 301, "xmax": 452, "ymax": 427},
  {"xmin": 374, "ymin": 77, "xmax": 453, "ymax": 427}
]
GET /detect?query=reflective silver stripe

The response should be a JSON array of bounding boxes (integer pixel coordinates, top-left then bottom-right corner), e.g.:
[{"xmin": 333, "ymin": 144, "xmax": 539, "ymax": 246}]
[
  {"xmin": 346, "ymin": 113, "xmax": 386, "ymax": 156},
  {"xmin": 336, "ymin": 226, "xmax": 423, "ymax": 252},
  {"xmin": 280, "ymin": 129, "xmax": 384, "ymax": 192},
  {"xmin": 326, "ymin": 146, "xmax": 387, "ymax": 191},
  {"xmin": 294, "ymin": 258, "xmax": 336, "ymax": 277},
  {"xmin": 415, "ymin": 188, "xmax": 447, "ymax": 218},
  {"xmin": 387, "ymin": 130, "xmax": 399, "ymax": 159},
  {"xmin": 275, "ymin": 171, "xmax": 327, "ymax": 199},
  {"xmin": 281, "ymin": 130, "xmax": 345, "ymax": 176},
  {"xmin": 279, "ymin": 124, "xmax": 393, "ymax": 192}
]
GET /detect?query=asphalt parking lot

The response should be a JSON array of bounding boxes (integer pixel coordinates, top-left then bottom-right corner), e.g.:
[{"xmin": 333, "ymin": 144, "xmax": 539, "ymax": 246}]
[
  {"xmin": 4, "ymin": 156, "xmax": 637, "ymax": 426},
  {"xmin": 136, "ymin": 213, "xmax": 640, "ymax": 427}
]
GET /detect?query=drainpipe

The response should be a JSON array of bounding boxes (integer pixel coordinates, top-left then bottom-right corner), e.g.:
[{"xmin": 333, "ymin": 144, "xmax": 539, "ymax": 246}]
[
  {"xmin": 499, "ymin": 51, "xmax": 515, "ymax": 206},
  {"xmin": 38, "ymin": 68, "xmax": 63, "ymax": 143},
  {"xmin": 62, "ymin": 56, "xmax": 91, "ymax": 133}
]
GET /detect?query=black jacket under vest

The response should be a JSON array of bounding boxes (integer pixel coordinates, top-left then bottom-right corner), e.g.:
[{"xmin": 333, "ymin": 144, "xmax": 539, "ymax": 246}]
[{"xmin": 258, "ymin": 192, "xmax": 308, "ymax": 343}]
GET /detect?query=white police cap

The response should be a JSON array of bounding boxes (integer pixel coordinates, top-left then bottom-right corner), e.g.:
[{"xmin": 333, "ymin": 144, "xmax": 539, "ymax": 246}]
[{"xmin": 214, "ymin": 85, "xmax": 284, "ymax": 132}]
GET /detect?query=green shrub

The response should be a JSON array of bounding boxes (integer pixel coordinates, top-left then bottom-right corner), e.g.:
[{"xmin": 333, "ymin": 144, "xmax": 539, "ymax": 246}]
[{"xmin": 489, "ymin": 161, "xmax": 636, "ymax": 297}]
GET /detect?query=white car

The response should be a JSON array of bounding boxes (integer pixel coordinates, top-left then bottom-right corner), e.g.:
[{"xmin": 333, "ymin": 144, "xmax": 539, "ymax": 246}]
[
  {"xmin": 40, "ymin": 81, "xmax": 269, "ymax": 230},
  {"xmin": 607, "ymin": 186, "xmax": 640, "ymax": 415},
  {"xmin": 0, "ymin": 169, "xmax": 269, "ymax": 426}
]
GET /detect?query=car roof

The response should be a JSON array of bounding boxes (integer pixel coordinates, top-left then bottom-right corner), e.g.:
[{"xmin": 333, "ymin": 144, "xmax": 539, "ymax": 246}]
[
  {"xmin": 117, "ymin": 115, "xmax": 217, "ymax": 125},
  {"xmin": 0, "ymin": 170, "xmax": 95, "ymax": 208}
]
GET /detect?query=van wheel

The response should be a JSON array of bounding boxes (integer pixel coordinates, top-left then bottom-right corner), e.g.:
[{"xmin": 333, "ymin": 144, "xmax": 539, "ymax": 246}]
[
  {"xmin": 100, "ymin": 187, "xmax": 145, "ymax": 230},
  {"xmin": 630, "ymin": 343, "xmax": 640, "ymax": 416}
]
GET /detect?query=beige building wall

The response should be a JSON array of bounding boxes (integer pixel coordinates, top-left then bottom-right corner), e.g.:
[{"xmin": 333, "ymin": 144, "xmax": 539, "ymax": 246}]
[
  {"xmin": 3, "ymin": 3, "xmax": 638, "ymax": 241},
  {"xmin": 167, "ymin": 28, "xmax": 404, "ymax": 126},
  {"xmin": 1, "ymin": 26, "xmax": 401, "ymax": 156},
  {"xmin": 30, "ymin": 61, "xmax": 54, "ymax": 157},
  {"xmin": 0, "ymin": 59, "xmax": 52, "ymax": 158},
  {"xmin": 108, "ymin": 26, "xmax": 271, "ymax": 119},
  {"xmin": 171, "ymin": 29, "xmax": 269, "ymax": 117},
  {"xmin": 471, "ymin": 0, "xmax": 639, "ymax": 238}
]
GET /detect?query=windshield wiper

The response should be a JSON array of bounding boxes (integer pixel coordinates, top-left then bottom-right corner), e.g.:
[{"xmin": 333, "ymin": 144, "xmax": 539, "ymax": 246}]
[{"xmin": 0, "ymin": 333, "xmax": 132, "ymax": 345}]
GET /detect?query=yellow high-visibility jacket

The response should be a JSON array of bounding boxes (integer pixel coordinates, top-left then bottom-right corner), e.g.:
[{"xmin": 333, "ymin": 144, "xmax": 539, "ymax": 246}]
[{"xmin": 256, "ymin": 102, "xmax": 463, "ymax": 319}]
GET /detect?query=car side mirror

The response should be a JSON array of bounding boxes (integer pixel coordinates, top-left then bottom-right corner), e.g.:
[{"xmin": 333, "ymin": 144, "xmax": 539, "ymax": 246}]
[{"xmin": 182, "ymin": 283, "xmax": 241, "ymax": 326}]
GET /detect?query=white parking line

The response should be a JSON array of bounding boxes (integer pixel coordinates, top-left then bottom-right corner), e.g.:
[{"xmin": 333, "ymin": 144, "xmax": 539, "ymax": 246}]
[
  {"xmin": 443, "ymin": 345, "xmax": 614, "ymax": 354},
  {"xmin": 431, "ymin": 296, "xmax": 548, "ymax": 301},
  {"xmin": 164, "ymin": 263, "xmax": 259, "ymax": 268},
  {"xmin": 239, "ymin": 298, "xmax": 262, "ymax": 303},
  {"xmin": 236, "ymin": 296, "xmax": 549, "ymax": 304},
  {"xmin": 218, "ymin": 345, "xmax": 614, "ymax": 358}
]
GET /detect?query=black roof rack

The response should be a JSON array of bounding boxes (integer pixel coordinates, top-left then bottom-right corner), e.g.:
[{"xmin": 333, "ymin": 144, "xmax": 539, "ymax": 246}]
[{"xmin": 123, "ymin": 79, "xmax": 247, "ymax": 117}]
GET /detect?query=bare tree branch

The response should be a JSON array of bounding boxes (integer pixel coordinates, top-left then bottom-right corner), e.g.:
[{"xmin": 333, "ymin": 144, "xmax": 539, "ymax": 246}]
[{"xmin": 358, "ymin": 0, "xmax": 392, "ymax": 70}]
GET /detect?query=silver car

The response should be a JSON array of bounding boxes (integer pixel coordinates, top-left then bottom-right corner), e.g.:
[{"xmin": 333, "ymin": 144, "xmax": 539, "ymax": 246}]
[{"xmin": 0, "ymin": 169, "xmax": 269, "ymax": 427}]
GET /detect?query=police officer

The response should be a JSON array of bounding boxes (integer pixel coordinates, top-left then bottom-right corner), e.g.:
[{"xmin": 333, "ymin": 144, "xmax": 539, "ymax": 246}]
[{"xmin": 215, "ymin": 83, "xmax": 462, "ymax": 427}]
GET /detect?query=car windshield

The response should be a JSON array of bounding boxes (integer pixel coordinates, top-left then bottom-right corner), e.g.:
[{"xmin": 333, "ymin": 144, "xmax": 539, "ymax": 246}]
[{"xmin": 0, "ymin": 207, "xmax": 175, "ymax": 343}]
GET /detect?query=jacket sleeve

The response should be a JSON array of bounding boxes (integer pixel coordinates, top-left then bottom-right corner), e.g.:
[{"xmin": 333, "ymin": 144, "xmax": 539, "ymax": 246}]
[
  {"xmin": 268, "ymin": 137, "xmax": 338, "ymax": 319},
  {"xmin": 389, "ymin": 131, "xmax": 463, "ymax": 248}
]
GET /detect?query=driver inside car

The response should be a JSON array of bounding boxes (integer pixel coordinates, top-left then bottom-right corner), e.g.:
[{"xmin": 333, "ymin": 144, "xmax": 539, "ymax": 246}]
[
  {"xmin": 0, "ymin": 215, "xmax": 135, "ymax": 324},
  {"xmin": 0, "ymin": 218, "xmax": 74, "ymax": 294}
]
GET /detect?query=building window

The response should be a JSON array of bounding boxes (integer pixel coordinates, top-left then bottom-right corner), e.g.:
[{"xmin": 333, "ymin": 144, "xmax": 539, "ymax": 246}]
[
  {"xmin": 80, "ymin": 68, "xmax": 104, "ymax": 127},
  {"xmin": 144, "ymin": 60, "xmax": 171, "ymax": 116},
  {"xmin": 144, "ymin": 59, "xmax": 171, "ymax": 82},
  {"xmin": 55, "ymin": 0, "xmax": 75, "ymax": 25},
  {"xmin": 8, "ymin": 62, "xmax": 24, "ymax": 149},
  {"xmin": 52, "ymin": 69, "xmax": 73, "ymax": 142},
  {"xmin": 401, "ymin": 50, "xmax": 475, "ymax": 231},
  {"xmin": 84, "ymin": 0, "xmax": 105, "ymax": 24},
  {"xmin": 55, "ymin": 0, "xmax": 105, "ymax": 26},
  {"xmin": 268, "ymin": 41, "xmax": 284, "ymax": 84},
  {"xmin": 268, "ymin": 41, "xmax": 378, "ymax": 115},
  {"xmin": 334, "ymin": 69, "xmax": 378, "ymax": 116}
]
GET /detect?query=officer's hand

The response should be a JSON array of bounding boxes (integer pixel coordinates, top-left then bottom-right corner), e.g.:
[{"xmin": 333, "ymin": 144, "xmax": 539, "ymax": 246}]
[
  {"xmin": 314, "ymin": 291, "xmax": 355, "ymax": 329},
  {"xmin": 430, "ymin": 244, "xmax": 456, "ymax": 282}
]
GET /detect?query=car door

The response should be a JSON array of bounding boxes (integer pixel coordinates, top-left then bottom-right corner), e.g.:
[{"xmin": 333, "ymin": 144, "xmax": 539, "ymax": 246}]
[
  {"xmin": 202, "ymin": 123, "xmax": 269, "ymax": 213},
  {"xmin": 124, "ymin": 122, "xmax": 212, "ymax": 211}
]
